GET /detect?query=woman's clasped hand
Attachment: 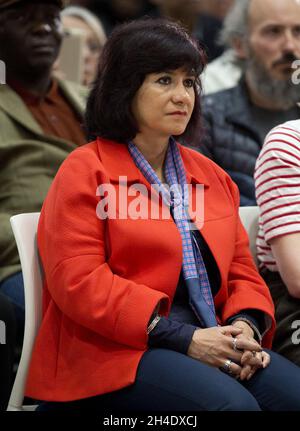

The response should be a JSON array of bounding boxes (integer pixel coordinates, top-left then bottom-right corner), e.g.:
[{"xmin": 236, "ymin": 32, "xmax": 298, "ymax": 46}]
[{"xmin": 187, "ymin": 324, "xmax": 270, "ymax": 380}]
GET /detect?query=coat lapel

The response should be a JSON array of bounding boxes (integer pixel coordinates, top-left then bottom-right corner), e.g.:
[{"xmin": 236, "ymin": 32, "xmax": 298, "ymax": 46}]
[
  {"xmin": 0, "ymin": 84, "xmax": 43, "ymax": 135},
  {"xmin": 96, "ymin": 137, "xmax": 141, "ymax": 183},
  {"xmin": 0, "ymin": 78, "xmax": 86, "ymax": 142},
  {"xmin": 57, "ymin": 79, "xmax": 87, "ymax": 115}
]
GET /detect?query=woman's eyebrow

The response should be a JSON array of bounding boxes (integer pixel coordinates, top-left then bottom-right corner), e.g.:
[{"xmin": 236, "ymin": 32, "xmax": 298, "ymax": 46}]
[{"xmin": 155, "ymin": 70, "xmax": 173, "ymax": 74}]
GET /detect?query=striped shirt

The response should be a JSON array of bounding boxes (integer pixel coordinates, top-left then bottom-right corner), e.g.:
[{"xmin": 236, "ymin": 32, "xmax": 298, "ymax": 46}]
[{"xmin": 254, "ymin": 120, "xmax": 300, "ymax": 271}]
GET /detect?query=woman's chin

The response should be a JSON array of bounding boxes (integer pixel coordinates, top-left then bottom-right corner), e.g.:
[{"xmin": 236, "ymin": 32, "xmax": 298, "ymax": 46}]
[{"xmin": 164, "ymin": 125, "xmax": 187, "ymax": 136}]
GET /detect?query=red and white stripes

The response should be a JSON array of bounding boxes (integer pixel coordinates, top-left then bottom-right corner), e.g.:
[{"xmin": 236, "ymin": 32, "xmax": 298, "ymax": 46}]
[{"xmin": 254, "ymin": 120, "xmax": 300, "ymax": 271}]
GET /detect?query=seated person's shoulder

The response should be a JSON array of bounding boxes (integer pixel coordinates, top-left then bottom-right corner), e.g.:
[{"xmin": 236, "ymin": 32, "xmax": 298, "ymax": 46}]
[
  {"xmin": 58, "ymin": 78, "xmax": 89, "ymax": 106},
  {"xmin": 263, "ymin": 119, "xmax": 300, "ymax": 152},
  {"xmin": 267, "ymin": 120, "xmax": 300, "ymax": 139},
  {"xmin": 56, "ymin": 140, "xmax": 103, "ymax": 179}
]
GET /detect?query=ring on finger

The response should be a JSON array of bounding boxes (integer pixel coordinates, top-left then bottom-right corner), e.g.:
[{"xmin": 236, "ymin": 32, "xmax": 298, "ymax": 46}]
[{"xmin": 221, "ymin": 359, "xmax": 233, "ymax": 374}]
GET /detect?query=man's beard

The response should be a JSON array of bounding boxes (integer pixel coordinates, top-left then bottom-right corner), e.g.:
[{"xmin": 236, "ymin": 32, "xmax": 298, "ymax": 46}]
[{"xmin": 245, "ymin": 52, "xmax": 300, "ymax": 110}]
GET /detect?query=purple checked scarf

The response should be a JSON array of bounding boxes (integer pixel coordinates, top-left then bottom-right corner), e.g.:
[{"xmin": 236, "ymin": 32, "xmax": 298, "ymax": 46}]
[{"xmin": 128, "ymin": 137, "xmax": 217, "ymax": 328}]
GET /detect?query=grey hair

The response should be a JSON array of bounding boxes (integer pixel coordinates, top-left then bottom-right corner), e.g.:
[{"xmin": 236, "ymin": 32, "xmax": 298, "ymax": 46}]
[
  {"xmin": 219, "ymin": 0, "xmax": 250, "ymax": 47},
  {"xmin": 61, "ymin": 6, "xmax": 107, "ymax": 46}
]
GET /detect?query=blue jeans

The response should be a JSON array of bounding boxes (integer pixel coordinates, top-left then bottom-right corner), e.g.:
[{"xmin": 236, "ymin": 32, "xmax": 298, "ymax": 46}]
[
  {"xmin": 38, "ymin": 348, "xmax": 300, "ymax": 411},
  {"xmin": 0, "ymin": 272, "xmax": 24, "ymax": 329}
]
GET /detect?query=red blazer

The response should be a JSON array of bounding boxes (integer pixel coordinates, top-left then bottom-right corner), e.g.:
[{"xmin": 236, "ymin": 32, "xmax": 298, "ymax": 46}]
[{"xmin": 26, "ymin": 138, "xmax": 275, "ymax": 401}]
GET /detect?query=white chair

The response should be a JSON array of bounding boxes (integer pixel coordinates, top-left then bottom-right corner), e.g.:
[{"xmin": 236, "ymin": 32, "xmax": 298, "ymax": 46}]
[
  {"xmin": 7, "ymin": 213, "xmax": 42, "ymax": 411},
  {"xmin": 239, "ymin": 206, "xmax": 260, "ymax": 266}
]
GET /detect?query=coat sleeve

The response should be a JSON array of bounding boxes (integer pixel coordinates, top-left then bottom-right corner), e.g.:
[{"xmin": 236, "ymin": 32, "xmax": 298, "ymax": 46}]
[
  {"xmin": 38, "ymin": 148, "xmax": 170, "ymax": 351},
  {"xmin": 0, "ymin": 125, "xmax": 19, "ymax": 278},
  {"xmin": 0, "ymin": 213, "xmax": 18, "ymax": 275},
  {"xmin": 219, "ymin": 174, "xmax": 276, "ymax": 348}
]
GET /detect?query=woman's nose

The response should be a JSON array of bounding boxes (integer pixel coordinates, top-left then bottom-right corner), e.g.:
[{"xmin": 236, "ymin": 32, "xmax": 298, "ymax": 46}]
[{"xmin": 172, "ymin": 83, "xmax": 189, "ymax": 104}]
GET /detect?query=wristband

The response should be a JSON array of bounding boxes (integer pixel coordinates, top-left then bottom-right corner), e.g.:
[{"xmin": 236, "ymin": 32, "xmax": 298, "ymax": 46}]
[{"xmin": 147, "ymin": 315, "xmax": 161, "ymax": 334}]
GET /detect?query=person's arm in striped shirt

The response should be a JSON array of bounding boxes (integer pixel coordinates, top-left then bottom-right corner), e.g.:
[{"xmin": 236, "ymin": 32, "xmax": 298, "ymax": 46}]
[
  {"xmin": 255, "ymin": 122, "xmax": 300, "ymax": 298},
  {"xmin": 270, "ymin": 234, "xmax": 300, "ymax": 298}
]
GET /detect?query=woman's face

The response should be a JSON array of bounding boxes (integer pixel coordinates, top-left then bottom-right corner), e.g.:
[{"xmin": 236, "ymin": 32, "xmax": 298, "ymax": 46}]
[
  {"xmin": 62, "ymin": 16, "xmax": 104, "ymax": 86},
  {"xmin": 132, "ymin": 67, "xmax": 196, "ymax": 140}
]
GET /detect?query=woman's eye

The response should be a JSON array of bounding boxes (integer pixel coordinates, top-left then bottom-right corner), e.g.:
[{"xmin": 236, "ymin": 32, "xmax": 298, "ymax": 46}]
[
  {"xmin": 184, "ymin": 79, "xmax": 195, "ymax": 88},
  {"xmin": 157, "ymin": 76, "xmax": 171, "ymax": 85}
]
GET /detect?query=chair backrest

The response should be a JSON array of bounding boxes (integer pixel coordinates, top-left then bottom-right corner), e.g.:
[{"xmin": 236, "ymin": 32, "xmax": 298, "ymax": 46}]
[
  {"xmin": 238, "ymin": 206, "xmax": 259, "ymax": 266},
  {"xmin": 7, "ymin": 213, "xmax": 42, "ymax": 411}
]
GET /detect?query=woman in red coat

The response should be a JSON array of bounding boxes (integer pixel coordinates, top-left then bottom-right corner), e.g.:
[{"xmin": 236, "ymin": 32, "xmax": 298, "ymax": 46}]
[{"xmin": 27, "ymin": 18, "xmax": 300, "ymax": 410}]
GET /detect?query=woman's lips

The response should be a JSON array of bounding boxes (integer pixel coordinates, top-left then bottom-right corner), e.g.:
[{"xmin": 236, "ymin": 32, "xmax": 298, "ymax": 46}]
[{"xmin": 168, "ymin": 111, "xmax": 188, "ymax": 116}]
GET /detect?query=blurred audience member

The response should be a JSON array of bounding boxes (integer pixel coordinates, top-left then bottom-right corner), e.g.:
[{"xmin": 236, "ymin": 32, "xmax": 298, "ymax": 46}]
[
  {"xmin": 201, "ymin": 1, "xmax": 243, "ymax": 94},
  {"xmin": 201, "ymin": 0, "xmax": 300, "ymax": 206},
  {"xmin": 202, "ymin": 49, "xmax": 241, "ymax": 95},
  {"xmin": 60, "ymin": 6, "xmax": 107, "ymax": 86},
  {"xmin": 0, "ymin": 0, "xmax": 87, "ymax": 334},
  {"xmin": 150, "ymin": 0, "xmax": 226, "ymax": 61},
  {"xmin": 71, "ymin": 0, "xmax": 227, "ymax": 61},
  {"xmin": 255, "ymin": 120, "xmax": 300, "ymax": 366}
]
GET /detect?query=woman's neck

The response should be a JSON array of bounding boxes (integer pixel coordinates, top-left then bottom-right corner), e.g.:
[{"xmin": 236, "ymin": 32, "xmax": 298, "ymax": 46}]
[{"xmin": 132, "ymin": 134, "xmax": 169, "ymax": 183}]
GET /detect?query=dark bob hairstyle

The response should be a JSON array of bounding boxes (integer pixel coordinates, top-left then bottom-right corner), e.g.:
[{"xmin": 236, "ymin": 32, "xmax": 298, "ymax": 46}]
[{"xmin": 85, "ymin": 18, "xmax": 207, "ymax": 144}]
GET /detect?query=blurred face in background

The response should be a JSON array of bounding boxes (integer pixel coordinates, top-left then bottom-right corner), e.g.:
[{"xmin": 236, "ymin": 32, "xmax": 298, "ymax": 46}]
[
  {"xmin": 247, "ymin": 0, "xmax": 300, "ymax": 81},
  {"xmin": 237, "ymin": 0, "xmax": 300, "ymax": 108},
  {"xmin": 62, "ymin": 15, "xmax": 106, "ymax": 85},
  {"xmin": 0, "ymin": 2, "xmax": 63, "ymax": 77}
]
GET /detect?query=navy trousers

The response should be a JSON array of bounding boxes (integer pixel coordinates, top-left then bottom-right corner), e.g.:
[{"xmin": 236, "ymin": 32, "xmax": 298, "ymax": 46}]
[{"xmin": 38, "ymin": 348, "xmax": 300, "ymax": 411}]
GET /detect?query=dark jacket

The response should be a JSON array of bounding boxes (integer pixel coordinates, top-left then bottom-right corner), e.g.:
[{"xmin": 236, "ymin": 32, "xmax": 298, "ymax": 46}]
[
  {"xmin": 201, "ymin": 80, "xmax": 265, "ymax": 206},
  {"xmin": 200, "ymin": 79, "xmax": 300, "ymax": 206}
]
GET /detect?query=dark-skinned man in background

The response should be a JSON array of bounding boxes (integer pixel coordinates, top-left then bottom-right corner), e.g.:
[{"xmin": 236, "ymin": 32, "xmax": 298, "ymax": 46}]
[{"xmin": 0, "ymin": 0, "xmax": 87, "ymax": 340}]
